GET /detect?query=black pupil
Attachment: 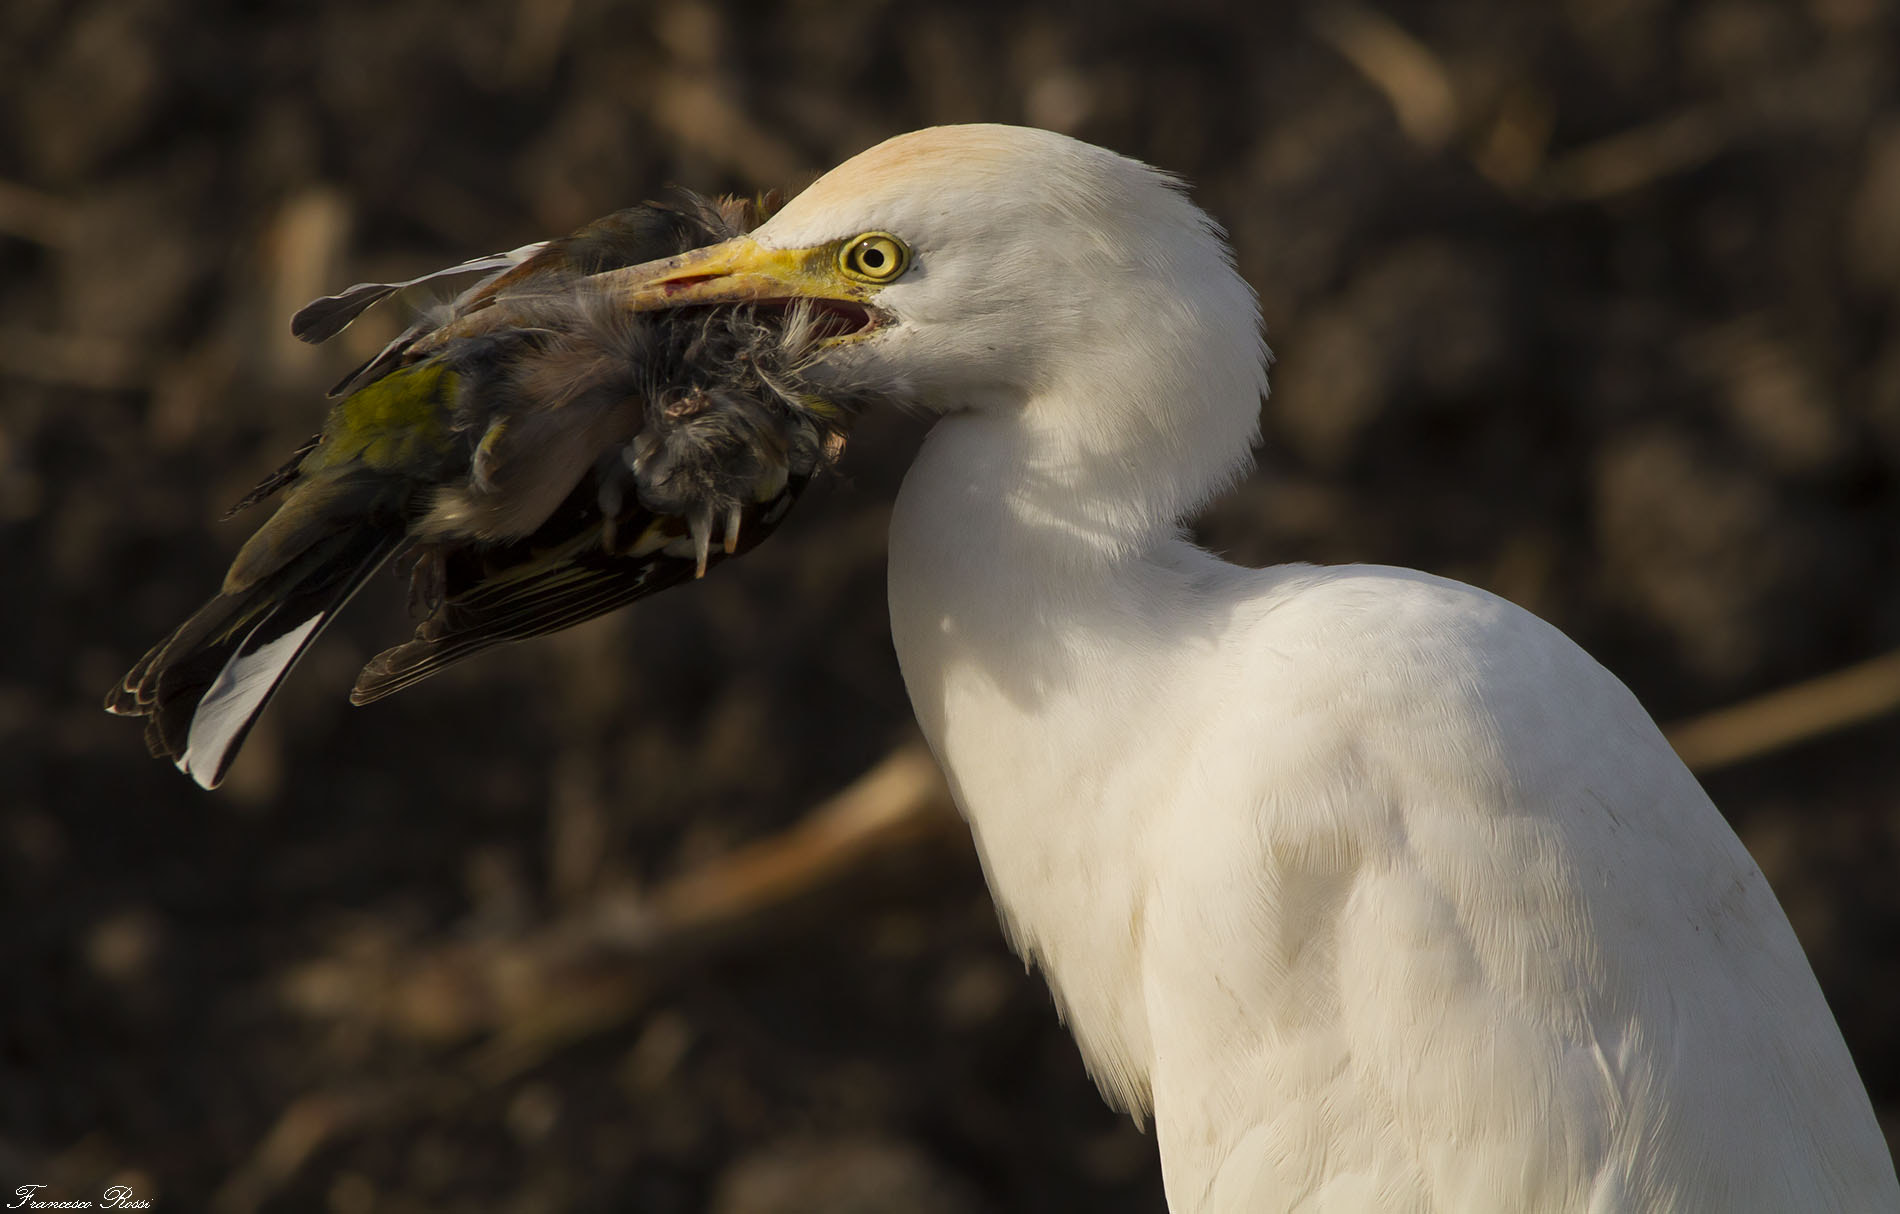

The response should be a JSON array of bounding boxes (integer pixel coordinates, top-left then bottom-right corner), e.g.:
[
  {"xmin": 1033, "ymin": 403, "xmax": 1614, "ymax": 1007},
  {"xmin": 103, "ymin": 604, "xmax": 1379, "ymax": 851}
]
[{"xmin": 861, "ymin": 246, "xmax": 885, "ymax": 269}]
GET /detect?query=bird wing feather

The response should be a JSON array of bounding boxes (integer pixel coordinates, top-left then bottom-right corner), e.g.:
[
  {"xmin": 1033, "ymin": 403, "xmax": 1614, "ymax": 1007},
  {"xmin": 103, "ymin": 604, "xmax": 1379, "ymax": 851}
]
[
  {"xmin": 290, "ymin": 244, "xmax": 547, "ymax": 344},
  {"xmin": 351, "ymin": 470, "xmax": 809, "ymax": 703}
]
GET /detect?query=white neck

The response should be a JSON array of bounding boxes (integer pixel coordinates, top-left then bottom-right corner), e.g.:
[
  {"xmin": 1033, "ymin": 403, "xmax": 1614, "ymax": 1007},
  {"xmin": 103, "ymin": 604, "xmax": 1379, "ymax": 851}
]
[
  {"xmin": 886, "ymin": 390, "xmax": 1254, "ymax": 1112},
  {"xmin": 887, "ymin": 401, "xmax": 1232, "ymax": 743},
  {"xmin": 880, "ymin": 200, "xmax": 1268, "ymax": 1109}
]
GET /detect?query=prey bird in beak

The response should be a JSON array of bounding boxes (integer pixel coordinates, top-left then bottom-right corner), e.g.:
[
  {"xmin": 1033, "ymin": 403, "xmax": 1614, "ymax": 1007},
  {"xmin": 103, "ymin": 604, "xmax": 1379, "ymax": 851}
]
[{"xmin": 106, "ymin": 195, "xmax": 864, "ymax": 789}]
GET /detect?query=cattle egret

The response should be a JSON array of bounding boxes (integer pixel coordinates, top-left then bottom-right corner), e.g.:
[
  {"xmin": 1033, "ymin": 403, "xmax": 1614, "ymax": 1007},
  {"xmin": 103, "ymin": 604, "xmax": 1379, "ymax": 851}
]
[
  {"xmin": 606, "ymin": 125, "xmax": 1899, "ymax": 1211},
  {"xmin": 109, "ymin": 124, "xmax": 1898, "ymax": 1210}
]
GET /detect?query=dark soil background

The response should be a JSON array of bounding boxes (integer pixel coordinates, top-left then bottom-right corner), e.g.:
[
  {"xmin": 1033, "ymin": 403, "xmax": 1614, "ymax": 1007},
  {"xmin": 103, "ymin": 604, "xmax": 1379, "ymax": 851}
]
[{"xmin": 4, "ymin": 1, "xmax": 1898, "ymax": 1210}]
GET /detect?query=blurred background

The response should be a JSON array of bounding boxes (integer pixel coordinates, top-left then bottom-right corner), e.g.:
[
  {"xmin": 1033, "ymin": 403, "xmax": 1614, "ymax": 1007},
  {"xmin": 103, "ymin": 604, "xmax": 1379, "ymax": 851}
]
[{"xmin": 4, "ymin": 0, "xmax": 1899, "ymax": 1209}]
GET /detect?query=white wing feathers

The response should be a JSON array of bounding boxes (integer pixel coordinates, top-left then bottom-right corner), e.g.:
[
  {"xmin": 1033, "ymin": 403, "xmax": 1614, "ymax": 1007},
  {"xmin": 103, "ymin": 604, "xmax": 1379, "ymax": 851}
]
[{"xmin": 1146, "ymin": 567, "xmax": 1895, "ymax": 1212}]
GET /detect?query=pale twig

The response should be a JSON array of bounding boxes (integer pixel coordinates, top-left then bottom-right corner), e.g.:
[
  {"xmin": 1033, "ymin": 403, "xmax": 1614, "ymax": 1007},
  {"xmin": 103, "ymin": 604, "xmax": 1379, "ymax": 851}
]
[
  {"xmin": 1666, "ymin": 650, "xmax": 1900, "ymax": 774},
  {"xmin": 603, "ymin": 743, "xmax": 956, "ymax": 952},
  {"xmin": 1537, "ymin": 53, "xmax": 1872, "ymax": 202},
  {"xmin": 211, "ymin": 1089, "xmax": 390, "ymax": 1214},
  {"xmin": 1538, "ymin": 104, "xmax": 1736, "ymax": 203},
  {"xmin": 1311, "ymin": 2, "xmax": 1460, "ymax": 151},
  {"xmin": 277, "ymin": 744, "xmax": 960, "ymax": 1078},
  {"xmin": 470, "ymin": 745, "xmax": 957, "ymax": 1081},
  {"xmin": 262, "ymin": 188, "xmax": 352, "ymax": 384}
]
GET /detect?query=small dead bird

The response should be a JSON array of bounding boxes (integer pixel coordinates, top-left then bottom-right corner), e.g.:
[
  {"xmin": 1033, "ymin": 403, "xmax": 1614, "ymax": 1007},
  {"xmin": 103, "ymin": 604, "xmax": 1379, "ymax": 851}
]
[{"xmin": 106, "ymin": 197, "xmax": 859, "ymax": 789}]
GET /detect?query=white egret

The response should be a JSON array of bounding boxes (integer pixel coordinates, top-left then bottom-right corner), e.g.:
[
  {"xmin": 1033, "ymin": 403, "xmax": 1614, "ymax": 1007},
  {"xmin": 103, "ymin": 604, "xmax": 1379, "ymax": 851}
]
[
  {"xmin": 607, "ymin": 124, "xmax": 1899, "ymax": 1212},
  {"xmin": 107, "ymin": 120, "xmax": 1898, "ymax": 1210}
]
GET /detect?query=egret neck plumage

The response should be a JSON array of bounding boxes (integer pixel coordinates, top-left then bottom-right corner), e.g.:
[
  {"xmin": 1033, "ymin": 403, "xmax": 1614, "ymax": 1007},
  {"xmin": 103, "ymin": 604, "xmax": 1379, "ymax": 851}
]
[{"xmin": 876, "ymin": 212, "xmax": 1265, "ymax": 1125}]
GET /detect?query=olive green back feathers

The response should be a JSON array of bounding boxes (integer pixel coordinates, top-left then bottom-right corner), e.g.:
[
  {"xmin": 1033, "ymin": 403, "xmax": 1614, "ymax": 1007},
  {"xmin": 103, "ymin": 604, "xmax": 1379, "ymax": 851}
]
[{"xmin": 105, "ymin": 195, "xmax": 854, "ymax": 789}]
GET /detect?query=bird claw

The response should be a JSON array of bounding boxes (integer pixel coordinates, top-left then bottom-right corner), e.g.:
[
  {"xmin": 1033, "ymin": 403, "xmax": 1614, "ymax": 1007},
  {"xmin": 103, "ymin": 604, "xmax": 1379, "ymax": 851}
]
[
  {"xmin": 689, "ymin": 509, "xmax": 712, "ymax": 579},
  {"xmin": 723, "ymin": 503, "xmax": 743, "ymax": 555}
]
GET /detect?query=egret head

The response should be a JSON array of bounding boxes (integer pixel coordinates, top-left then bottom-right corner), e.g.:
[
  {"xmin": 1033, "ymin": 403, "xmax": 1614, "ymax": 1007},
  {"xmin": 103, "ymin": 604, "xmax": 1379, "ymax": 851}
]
[
  {"xmin": 615, "ymin": 127, "xmax": 1261, "ymax": 403},
  {"xmin": 608, "ymin": 124, "xmax": 1269, "ymax": 526}
]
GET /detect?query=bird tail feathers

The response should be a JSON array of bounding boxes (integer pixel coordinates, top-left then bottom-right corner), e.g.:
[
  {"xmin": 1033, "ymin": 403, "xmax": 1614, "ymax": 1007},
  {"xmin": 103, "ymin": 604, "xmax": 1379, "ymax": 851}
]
[{"xmin": 105, "ymin": 526, "xmax": 402, "ymax": 789}]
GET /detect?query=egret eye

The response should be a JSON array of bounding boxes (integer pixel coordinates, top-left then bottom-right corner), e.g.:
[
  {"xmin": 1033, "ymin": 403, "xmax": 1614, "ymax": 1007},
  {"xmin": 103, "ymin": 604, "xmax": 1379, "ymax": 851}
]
[{"xmin": 839, "ymin": 232, "xmax": 910, "ymax": 283}]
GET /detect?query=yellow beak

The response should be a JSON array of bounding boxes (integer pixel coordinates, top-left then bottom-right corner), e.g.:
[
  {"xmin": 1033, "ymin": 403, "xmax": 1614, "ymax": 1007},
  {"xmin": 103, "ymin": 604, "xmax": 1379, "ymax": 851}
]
[{"xmin": 594, "ymin": 237, "xmax": 876, "ymax": 315}]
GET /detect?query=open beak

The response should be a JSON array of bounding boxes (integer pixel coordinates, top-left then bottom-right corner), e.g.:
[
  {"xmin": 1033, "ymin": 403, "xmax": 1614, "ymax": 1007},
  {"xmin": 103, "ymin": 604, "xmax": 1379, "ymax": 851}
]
[{"xmin": 594, "ymin": 237, "xmax": 884, "ymax": 340}]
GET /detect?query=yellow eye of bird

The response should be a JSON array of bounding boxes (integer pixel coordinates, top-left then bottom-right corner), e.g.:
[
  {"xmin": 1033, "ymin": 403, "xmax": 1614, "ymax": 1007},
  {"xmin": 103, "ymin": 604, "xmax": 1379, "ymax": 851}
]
[{"xmin": 839, "ymin": 232, "xmax": 909, "ymax": 283}]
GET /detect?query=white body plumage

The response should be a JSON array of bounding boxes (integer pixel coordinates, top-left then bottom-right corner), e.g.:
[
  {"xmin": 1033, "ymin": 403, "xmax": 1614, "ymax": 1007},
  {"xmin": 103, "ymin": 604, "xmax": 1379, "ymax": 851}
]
[
  {"xmin": 892, "ymin": 493, "xmax": 1894, "ymax": 1209},
  {"xmin": 668, "ymin": 125, "xmax": 1900, "ymax": 1211}
]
